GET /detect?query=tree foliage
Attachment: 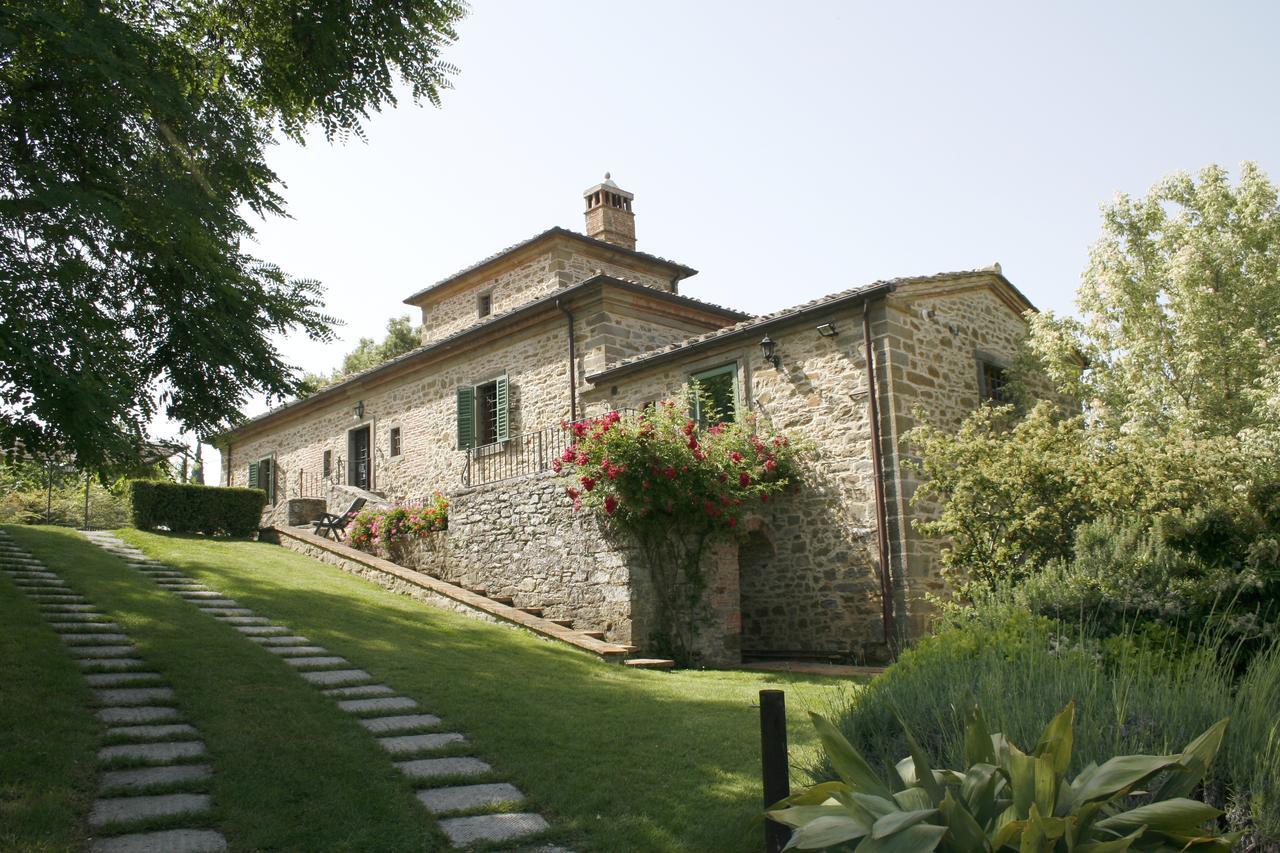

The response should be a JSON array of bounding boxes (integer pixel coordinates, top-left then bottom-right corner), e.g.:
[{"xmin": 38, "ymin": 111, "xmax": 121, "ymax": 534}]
[
  {"xmin": 298, "ymin": 315, "xmax": 422, "ymax": 395},
  {"xmin": 1027, "ymin": 163, "xmax": 1280, "ymax": 438},
  {"xmin": 0, "ymin": 0, "xmax": 464, "ymax": 470}
]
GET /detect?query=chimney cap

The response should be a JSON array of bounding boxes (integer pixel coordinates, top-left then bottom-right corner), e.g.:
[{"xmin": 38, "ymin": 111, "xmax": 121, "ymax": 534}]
[{"xmin": 584, "ymin": 173, "xmax": 633, "ymax": 201}]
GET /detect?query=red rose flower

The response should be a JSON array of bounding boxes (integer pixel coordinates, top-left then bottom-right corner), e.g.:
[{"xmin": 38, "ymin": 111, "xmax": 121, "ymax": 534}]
[
  {"xmin": 739, "ymin": 472, "xmax": 751, "ymax": 487},
  {"xmin": 604, "ymin": 495, "xmax": 619, "ymax": 515},
  {"xmin": 580, "ymin": 476, "xmax": 596, "ymax": 492}
]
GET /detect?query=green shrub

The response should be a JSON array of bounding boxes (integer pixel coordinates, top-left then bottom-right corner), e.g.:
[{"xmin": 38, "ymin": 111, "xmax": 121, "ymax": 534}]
[
  {"xmin": 128, "ymin": 481, "xmax": 265, "ymax": 537},
  {"xmin": 775, "ymin": 702, "xmax": 1234, "ymax": 851},
  {"xmin": 1228, "ymin": 642, "xmax": 1280, "ymax": 843}
]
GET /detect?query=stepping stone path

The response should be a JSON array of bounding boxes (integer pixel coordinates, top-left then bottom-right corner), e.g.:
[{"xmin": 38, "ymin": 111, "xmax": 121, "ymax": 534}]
[
  {"xmin": 83, "ymin": 531, "xmax": 559, "ymax": 849},
  {"xmin": 0, "ymin": 531, "xmax": 227, "ymax": 853}
]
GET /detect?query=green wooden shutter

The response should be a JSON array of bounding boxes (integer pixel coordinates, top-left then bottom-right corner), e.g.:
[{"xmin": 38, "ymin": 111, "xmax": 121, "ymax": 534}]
[
  {"xmin": 494, "ymin": 374, "xmax": 510, "ymax": 443},
  {"xmin": 456, "ymin": 386, "xmax": 476, "ymax": 450},
  {"xmin": 247, "ymin": 461, "xmax": 259, "ymax": 489}
]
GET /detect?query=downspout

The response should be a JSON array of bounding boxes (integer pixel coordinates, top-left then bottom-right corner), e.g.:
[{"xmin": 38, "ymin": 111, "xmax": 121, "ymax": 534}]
[
  {"xmin": 557, "ymin": 299, "xmax": 578, "ymax": 422},
  {"xmin": 862, "ymin": 299, "xmax": 896, "ymax": 655}
]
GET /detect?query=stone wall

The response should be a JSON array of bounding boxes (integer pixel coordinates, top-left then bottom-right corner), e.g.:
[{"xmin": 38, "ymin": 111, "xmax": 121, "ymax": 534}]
[{"xmin": 419, "ymin": 245, "xmax": 673, "ymax": 345}]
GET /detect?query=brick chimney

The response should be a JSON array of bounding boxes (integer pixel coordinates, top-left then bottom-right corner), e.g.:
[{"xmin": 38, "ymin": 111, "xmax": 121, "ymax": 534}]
[{"xmin": 583, "ymin": 173, "xmax": 635, "ymax": 250}]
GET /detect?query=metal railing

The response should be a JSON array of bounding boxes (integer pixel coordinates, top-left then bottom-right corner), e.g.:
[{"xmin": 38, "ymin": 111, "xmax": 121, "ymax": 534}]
[
  {"xmin": 462, "ymin": 410, "xmax": 635, "ymax": 488},
  {"xmin": 296, "ymin": 470, "xmax": 328, "ymax": 498}
]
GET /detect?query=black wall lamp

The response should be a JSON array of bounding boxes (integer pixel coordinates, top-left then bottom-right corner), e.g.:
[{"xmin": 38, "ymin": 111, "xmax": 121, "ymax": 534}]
[
  {"xmin": 759, "ymin": 335, "xmax": 781, "ymax": 369},
  {"xmin": 353, "ymin": 400, "xmax": 365, "ymax": 421},
  {"xmin": 816, "ymin": 322, "xmax": 838, "ymax": 338}
]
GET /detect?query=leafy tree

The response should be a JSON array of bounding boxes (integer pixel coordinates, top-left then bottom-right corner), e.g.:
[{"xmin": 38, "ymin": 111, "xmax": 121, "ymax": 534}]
[
  {"xmin": 1028, "ymin": 163, "xmax": 1280, "ymax": 438},
  {"xmin": 298, "ymin": 315, "xmax": 422, "ymax": 395},
  {"xmin": 0, "ymin": 0, "xmax": 464, "ymax": 471}
]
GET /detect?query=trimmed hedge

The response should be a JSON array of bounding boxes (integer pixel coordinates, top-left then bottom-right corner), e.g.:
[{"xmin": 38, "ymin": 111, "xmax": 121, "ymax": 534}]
[{"xmin": 128, "ymin": 481, "xmax": 266, "ymax": 537}]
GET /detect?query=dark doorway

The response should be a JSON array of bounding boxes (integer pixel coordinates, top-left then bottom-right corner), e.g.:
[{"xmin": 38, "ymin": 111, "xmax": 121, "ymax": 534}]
[{"xmin": 348, "ymin": 425, "xmax": 371, "ymax": 490}]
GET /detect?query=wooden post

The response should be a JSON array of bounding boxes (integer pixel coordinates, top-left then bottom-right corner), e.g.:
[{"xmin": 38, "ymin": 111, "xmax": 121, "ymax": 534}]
[{"xmin": 760, "ymin": 689, "xmax": 790, "ymax": 852}]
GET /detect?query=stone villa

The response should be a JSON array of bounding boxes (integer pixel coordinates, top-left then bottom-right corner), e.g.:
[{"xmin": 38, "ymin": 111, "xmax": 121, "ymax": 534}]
[{"xmin": 216, "ymin": 176, "xmax": 1036, "ymax": 665}]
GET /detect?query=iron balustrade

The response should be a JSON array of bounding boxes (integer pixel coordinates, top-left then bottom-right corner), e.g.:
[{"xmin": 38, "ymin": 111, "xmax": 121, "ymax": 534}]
[{"xmin": 462, "ymin": 410, "xmax": 635, "ymax": 488}]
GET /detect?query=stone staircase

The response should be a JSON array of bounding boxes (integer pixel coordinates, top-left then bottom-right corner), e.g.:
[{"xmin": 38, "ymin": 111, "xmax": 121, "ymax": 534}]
[{"xmin": 270, "ymin": 525, "xmax": 678, "ymax": 667}]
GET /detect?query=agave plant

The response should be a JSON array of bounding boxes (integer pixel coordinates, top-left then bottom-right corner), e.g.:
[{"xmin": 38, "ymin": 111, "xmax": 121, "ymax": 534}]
[{"xmin": 767, "ymin": 702, "xmax": 1235, "ymax": 851}]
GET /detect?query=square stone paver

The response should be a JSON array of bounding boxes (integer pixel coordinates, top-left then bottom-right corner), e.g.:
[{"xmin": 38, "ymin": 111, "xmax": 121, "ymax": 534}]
[
  {"xmin": 89, "ymin": 793, "xmax": 211, "ymax": 827},
  {"xmin": 437, "ymin": 813, "xmax": 550, "ymax": 846},
  {"xmin": 78, "ymin": 658, "xmax": 147, "ymax": 671},
  {"xmin": 86, "ymin": 672, "xmax": 163, "ymax": 687},
  {"xmin": 99, "ymin": 764, "xmax": 212, "ymax": 792},
  {"xmin": 248, "ymin": 635, "xmax": 309, "ymax": 645},
  {"xmin": 266, "ymin": 645, "xmax": 328, "ymax": 656},
  {"xmin": 193, "ymin": 599, "xmax": 239, "ymax": 608},
  {"xmin": 235, "ymin": 625, "xmax": 289, "ymax": 636},
  {"xmin": 174, "ymin": 591, "xmax": 223, "ymax": 599},
  {"xmin": 358, "ymin": 714, "xmax": 442, "ymax": 734},
  {"xmin": 378, "ymin": 732, "xmax": 464, "ymax": 754},
  {"xmin": 47, "ymin": 612, "xmax": 109, "ymax": 621},
  {"xmin": 69, "ymin": 645, "xmax": 137, "ymax": 658},
  {"xmin": 89, "ymin": 829, "xmax": 227, "ymax": 853},
  {"xmin": 199, "ymin": 607, "xmax": 253, "ymax": 616},
  {"xmin": 298, "ymin": 668, "xmax": 370, "ymax": 686},
  {"xmin": 97, "ymin": 706, "xmax": 181, "ymax": 725},
  {"xmin": 95, "ymin": 687, "xmax": 175, "ymax": 706},
  {"xmin": 106, "ymin": 723, "xmax": 199, "ymax": 740},
  {"xmin": 40, "ymin": 603, "xmax": 97, "ymax": 612},
  {"xmin": 284, "ymin": 656, "xmax": 348, "ymax": 668},
  {"xmin": 322, "ymin": 684, "xmax": 394, "ymax": 698},
  {"xmin": 61, "ymin": 633, "xmax": 130, "ymax": 645},
  {"xmin": 336, "ymin": 696, "xmax": 418, "ymax": 715},
  {"xmin": 52, "ymin": 622, "xmax": 121, "ymax": 632},
  {"xmin": 394, "ymin": 756, "xmax": 490, "ymax": 780},
  {"xmin": 97, "ymin": 741, "xmax": 205, "ymax": 764},
  {"xmin": 416, "ymin": 782, "xmax": 524, "ymax": 814},
  {"xmin": 216, "ymin": 616, "xmax": 271, "ymax": 625}
]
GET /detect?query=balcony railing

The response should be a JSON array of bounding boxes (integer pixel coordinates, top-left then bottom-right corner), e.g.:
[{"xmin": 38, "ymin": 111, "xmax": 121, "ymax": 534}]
[{"xmin": 463, "ymin": 410, "xmax": 634, "ymax": 488}]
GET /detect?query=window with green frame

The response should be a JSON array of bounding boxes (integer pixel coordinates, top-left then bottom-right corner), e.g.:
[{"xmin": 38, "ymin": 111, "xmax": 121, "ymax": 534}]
[
  {"xmin": 690, "ymin": 363, "xmax": 739, "ymax": 427},
  {"xmin": 455, "ymin": 373, "xmax": 510, "ymax": 450}
]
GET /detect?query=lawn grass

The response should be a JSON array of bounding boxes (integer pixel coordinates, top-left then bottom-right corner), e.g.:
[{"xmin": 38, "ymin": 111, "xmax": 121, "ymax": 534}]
[
  {"xmin": 0, "ymin": 544, "xmax": 99, "ymax": 853},
  {"xmin": 113, "ymin": 527, "xmax": 857, "ymax": 852},
  {"xmin": 5, "ymin": 525, "xmax": 447, "ymax": 851}
]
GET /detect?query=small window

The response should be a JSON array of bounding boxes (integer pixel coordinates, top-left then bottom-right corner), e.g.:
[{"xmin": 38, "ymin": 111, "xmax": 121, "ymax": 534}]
[
  {"xmin": 476, "ymin": 380, "xmax": 499, "ymax": 445},
  {"xmin": 980, "ymin": 361, "xmax": 1009, "ymax": 404},
  {"xmin": 456, "ymin": 374, "xmax": 510, "ymax": 450},
  {"xmin": 389, "ymin": 427, "xmax": 402, "ymax": 457},
  {"xmin": 478, "ymin": 292, "xmax": 493, "ymax": 318},
  {"xmin": 322, "ymin": 449, "xmax": 332, "ymax": 478},
  {"xmin": 690, "ymin": 364, "xmax": 739, "ymax": 427}
]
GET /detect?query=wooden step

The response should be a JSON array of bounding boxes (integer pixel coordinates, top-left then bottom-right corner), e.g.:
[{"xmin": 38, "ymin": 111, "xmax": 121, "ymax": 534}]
[
  {"xmin": 520, "ymin": 607, "xmax": 544, "ymax": 618},
  {"xmin": 625, "ymin": 658, "xmax": 675, "ymax": 670},
  {"xmin": 549, "ymin": 618, "xmax": 574, "ymax": 628},
  {"xmin": 491, "ymin": 595, "xmax": 514, "ymax": 606},
  {"xmin": 469, "ymin": 589, "xmax": 488, "ymax": 598},
  {"xmin": 580, "ymin": 630, "xmax": 606, "ymax": 641}
]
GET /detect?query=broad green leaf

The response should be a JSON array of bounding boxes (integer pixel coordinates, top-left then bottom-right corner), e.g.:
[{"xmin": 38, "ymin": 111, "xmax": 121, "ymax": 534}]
[
  {"xmin": 991, "ymin": 806, "xmax": 1025, "ymax": 849},
  {"xmin": 772, "ymin": 781, "xmax": 853, "ymax": 810},
  {"xmin": 1033, "ymin": 755, "xmax": 1057, "ymax": 817},
  {"xmin": 966, "ymin": 706, "xmax": 998, "ymax": 767},
  {"xmin": 1074, "ymin": 827, "xmax": 1143, "ymax": 853},
  {"xmin": 852, "ymin": 792, "xmax": 900, "ymax": 819},
  {"xmin": 896, "ymin": 756, "xmax": 918, "ymax": 788},
  {"xmin": 810, "ymin": 713, "xmax": 896, "ymax": 800},
  {"xmin": 784, "ymin": 814, "xmax": 871, "ymax": 850},
  {"xmin": 872, "ymin": 808, "xmax": 938, "ymax": 839},
  {"xmin": 960, "ymin": 763, "xmax": 1003, "ymax": 824},
  {"xmin": 898, "ymin": 715, "xmax": 945, "ymax": 802},
  {"xmin": 1070, "ymin": 754, "xmax": 1181, "ymax": 806},
  {"xmin": 893, "ymin": 786, "xmax": 934, "ymax": 812},
  {"xmin": 940, "ymin": 789, "xmax": 991, "ymax": 853},
  {"xmin": 1152, "ymin": 718, "xmax": 1230, "ymax": 801},
  {"xmin": 1032, "ymin": 702, "xmax": 1075, "ymax": 777},
  {"xmin": 1094, "ymin": 799, "xmax": 1223, "ymax": 834},
  {"xmin": 1006, "ymin": 745, "xmax": 1037, "ymax": 817},
  {"xmin": 854, "ymin": 823, "xmax": 948, "ymax": 853},
  {"xmin": 767, "ymin": 804, "xmax": 856, "ymax": 829}
]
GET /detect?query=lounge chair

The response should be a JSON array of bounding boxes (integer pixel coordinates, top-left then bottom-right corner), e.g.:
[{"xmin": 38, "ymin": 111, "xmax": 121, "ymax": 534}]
[{"xmin": 312, "ymin": 497, "xmax": 366, "ymax": 540}]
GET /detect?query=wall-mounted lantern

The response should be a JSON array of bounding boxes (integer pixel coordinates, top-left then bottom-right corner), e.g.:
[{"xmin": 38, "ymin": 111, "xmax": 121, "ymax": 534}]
[
  {"xmin": 353, "ymin": 400, "xmax": 365, "ymax": 421},
  {"xmin": 816, "ymin": 322, "xmax": 838, "ymax": 338},
  {"xmin": 759, "ymin": 335, "xmax": 781, "ymax": 369}
]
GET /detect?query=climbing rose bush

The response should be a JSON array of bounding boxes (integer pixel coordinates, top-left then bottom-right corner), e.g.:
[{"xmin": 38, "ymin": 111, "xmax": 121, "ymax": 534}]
[
  {"xmin": 554, "ymin": 398, "xmax": 803, "ymax": 532},
  {"xmin": 348, "ymin": 493, "xmax": 448, "ymax": 551}
]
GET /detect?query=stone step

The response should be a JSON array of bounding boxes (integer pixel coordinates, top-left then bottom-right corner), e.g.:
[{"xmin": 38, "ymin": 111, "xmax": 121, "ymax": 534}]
[
  {"xmin": 199, "ymin": 607, "xmax": 253, "ymax": 616},
  {"xmin": 69, "ymin": 645, "xmax": 137, "ymax": 658},
  {"xmin": 47, "ymin": 611, "xmax": 110, "ymax": 621},
  {"xmin": 94, "ymin": 687, "xmax": 175, "ymax": 706},
  {"xmin": 490, "ymin": 595, "xmax": 515, "ymax": 606},
  {"xmin": 437, "ymin": 813, "xmax": 550, "ymax": 846},
  {"xmin": 624, "ymin": 658, "xmax": 676, "ymax": 670},
  {"xmin": 549, "ymin": 618, "xmax": 574, "ymax": 628},
  {"xmin": 97, "ymin": 706, "xmax": 182, "ymax": 725},
  {"xmin": 194, "ymin": 599, "xmax": 240, "ymax": 609},
  {"xmin": 88, "ymin": 793, "xmax": 212, "ymax": 827},
  {"xmin": 248, "ymin": 635, "xmax": 310, "ymax": 645},
  {"xmin": 61, "ymin": 633, "xmax": 131, "ymax": 645},
  {"xmin": 105, "ymin": 723, "xmax": 199, "ymax": 740},
  {"xmin": 580, "ymin": 630, "xmax": 606, "ymax": 641},
  {"xmin": 266, "ymin": 645, "xmax": 329, "ymax": 657},
  {"xmin": 78, "ymin": 658, "xmax": 147, "ymax": 671},
  {"xmin": 51, "ymin": 622, "xmax": 121, "ymax": 632},
  {"xmin": 358, "ymin": 713, "xmax": 442, "ymax": 734},
  {"xmin": 298, "ymin": 669, "xmax": 371, "ymax": 686},
  {"xmin": 416, "ymin": 782, "xmax": 524, "ymax": 815},
  {"xmin": 99, "ymin": 764, "xmax": 213, "ymax": 793},
  {"xmin": 235, "ymin": 625, "xmax": 289, "ymax": 636},
  {"xmin": 520, "ymin": 607, "xmax": 545, "ymax": 617},
  {"xmin": 174, "ymin": 591, "xmax": 224, "ymax": 599},
  {"xmin": 322, "ymin": 684, "xmax": 393, "ymax": 698},
  {"xmin": 377, "ymin": 732, "xmax": 464, "ymax": 755},
  {"xmin": 215, "ymin": 616, "xmax": 271, "ymax": 625},
  {"xmin": 394, "ymin": 756, "xmax": 490, "ymax": 780},
  {"xmin": 284, "ymin": 656, "xmax": 349, "ymax": 669},
  {"xmin": 89, "ymin": 828, "xmax": 227, "ymax": 853},
  {"xmin": 336, "ymin": 696, "xmax": 418, "ymax": 715},
  {"xmin": 39, "ymin": 603, "xmax": 97, "ymax": 612},
  {"xmin": 86, "ymin": 672, "xmax": 164, "ymax": 687},
  {"xmin": 97, "ymin": 741, "xmax": 205, "ymax": 764}
]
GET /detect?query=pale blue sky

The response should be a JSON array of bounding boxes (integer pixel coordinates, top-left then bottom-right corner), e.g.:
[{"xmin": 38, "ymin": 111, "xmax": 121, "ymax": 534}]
[{"xmin": 198, "ymin": 0, "xmax": 1280, "ymax": 482}]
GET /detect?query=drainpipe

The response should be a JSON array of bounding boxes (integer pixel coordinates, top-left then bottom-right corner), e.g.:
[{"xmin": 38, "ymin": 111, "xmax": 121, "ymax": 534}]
[
  {"xmin": 557, "ymin": 299, "xmax": 578, "ymax": 422},
  {"xmin": 862, "ymin": 299, "xmax": 896, "ymax": 654}
]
